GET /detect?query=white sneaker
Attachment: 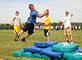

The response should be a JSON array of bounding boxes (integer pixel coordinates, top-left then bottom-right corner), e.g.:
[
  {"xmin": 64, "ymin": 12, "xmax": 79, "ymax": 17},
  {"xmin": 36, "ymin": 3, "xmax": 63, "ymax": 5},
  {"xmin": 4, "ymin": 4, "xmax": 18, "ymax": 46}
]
[
  {"xmin": 65, "ymin": 41, "xmax": 68, "ymax": 44},
  {"xmin": 71, "ymin": 42, "xmax": 73, "ymax": 44}
]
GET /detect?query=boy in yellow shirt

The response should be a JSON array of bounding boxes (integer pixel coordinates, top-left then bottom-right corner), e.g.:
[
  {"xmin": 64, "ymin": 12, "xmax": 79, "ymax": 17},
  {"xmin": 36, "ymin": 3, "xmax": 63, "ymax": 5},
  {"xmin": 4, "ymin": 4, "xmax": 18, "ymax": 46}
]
[
  {"xmin": 43, "ymin": 9, "xmax": 51, "ymax": 41},
  {"xmin": 11, "ymin": 11, "xmax": 21, "ymax": 42}
]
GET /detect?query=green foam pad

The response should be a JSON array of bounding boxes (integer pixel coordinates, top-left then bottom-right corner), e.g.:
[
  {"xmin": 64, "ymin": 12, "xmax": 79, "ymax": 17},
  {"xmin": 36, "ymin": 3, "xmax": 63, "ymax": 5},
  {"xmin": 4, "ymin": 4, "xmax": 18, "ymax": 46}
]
[
  {"xmin": 63, "ymin": 52, "xmax": 82, "ymax": 60},
  {"xmin": 41, "ymin": 55, "xmax": 51, "ymax": 60},
  {"xmin": 12, "ymin": 50, "xmax": 24, "ymax": 57},
  {"xmin": 33, "ymin": 53, "xmax": 41, "ymax": 58},
  {"xmin": 52, "ymin": 42, "xmax": 79, "ymax": 53},
  {"xmin": 22, "ymin": 52, "xmax": 33, "ymax": 58}
]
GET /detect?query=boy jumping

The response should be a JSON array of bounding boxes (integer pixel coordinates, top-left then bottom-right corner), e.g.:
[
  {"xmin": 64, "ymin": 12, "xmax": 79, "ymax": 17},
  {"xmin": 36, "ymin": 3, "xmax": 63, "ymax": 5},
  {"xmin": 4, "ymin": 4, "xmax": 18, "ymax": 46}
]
[
  {"xmin": 17, "ymin": 4, "xmax": 47, "ymax": 42},
  {"xmin": 11, "ymin": 11, "xmax": 21, "ymax": 42},
  {"xmin": 43, "ymin": 9, "xmax": 51, "ymax": 41},
  {"xmin": 63, "ymin": 11, "xmax": 73, "ymax": 43}
]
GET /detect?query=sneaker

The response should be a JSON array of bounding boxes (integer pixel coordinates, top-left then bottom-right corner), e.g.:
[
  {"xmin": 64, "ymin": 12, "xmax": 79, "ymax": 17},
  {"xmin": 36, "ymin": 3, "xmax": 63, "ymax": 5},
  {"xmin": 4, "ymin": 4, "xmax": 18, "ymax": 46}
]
[
  {"xmin": 71, "ymin": 42, "xmax": 73, "ymax": 44},
  {"xmin": 65, "ymin": 41, "xmax": 68, "ymax": 44},
  {"xmin": 21, "ymin": 37, "xmax": 26, "ymax": 42},
  {"xmin": 14, "ymin": 38, "xmax": 18, "ymax": 42}
]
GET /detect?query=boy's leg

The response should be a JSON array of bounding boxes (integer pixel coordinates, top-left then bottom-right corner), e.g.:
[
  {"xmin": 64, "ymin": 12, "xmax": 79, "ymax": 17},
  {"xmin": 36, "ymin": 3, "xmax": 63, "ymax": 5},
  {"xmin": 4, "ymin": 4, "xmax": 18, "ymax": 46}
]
[
  {"xmin": 18, "ymin": 30, "xmax": 24, "ymax": 36},
  {"xmin": 64, "ymin": 28, "xmax": 69, "ymax": 42},
  {"xmin": 44, "ymin": 29, "xmax": 50, "ymax": 41},
  {"xmin": 18, "ymin": 23, "xmax": 28, "ymax": 36},
  {"xmin": 21, "ymin": 23, "xmax": 34, "ymax": 42},
  {"xmin": 68, "ymin": 28, "xmax": 73, "ymax": 43},
  {"xmin": 47, "ymin": 30, "xmax": 50, "ymax": 41},
  {"xmin": 14, "ymin": 25, "xmax": 20, "ymax": 42},
  {"xmin": 67, "ymin": 28, "xmax": 73, "ymax": 43},
  {"xmin": 21, "ymin": 33, "xmax": 33, "ymax": 42}
]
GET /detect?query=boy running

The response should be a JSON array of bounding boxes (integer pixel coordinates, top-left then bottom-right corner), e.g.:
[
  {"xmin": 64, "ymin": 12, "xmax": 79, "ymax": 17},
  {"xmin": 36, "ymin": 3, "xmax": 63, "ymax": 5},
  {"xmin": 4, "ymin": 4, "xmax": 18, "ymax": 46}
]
[
  {"xmin": 63, "ymin": 11, "xmax": 73, "ymax": 43},
  {"xmin": 11, "ymin": 11, "xmax": 21, "ymax": 42},
  {"xmin": 43, "ymin": 9, "xmax": 51, "ymax": 41},
  {"xmin": 17, "ymin": 4, "xmax": 47, "ymax": 42}
]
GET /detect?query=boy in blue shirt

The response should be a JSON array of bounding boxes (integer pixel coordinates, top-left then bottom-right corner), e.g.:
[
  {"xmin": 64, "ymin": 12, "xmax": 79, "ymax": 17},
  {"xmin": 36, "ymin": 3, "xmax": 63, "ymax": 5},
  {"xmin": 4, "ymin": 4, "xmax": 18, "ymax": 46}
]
[{"xmin": 17, "ymin": 4, "xmax": 47, "ymax": 42}]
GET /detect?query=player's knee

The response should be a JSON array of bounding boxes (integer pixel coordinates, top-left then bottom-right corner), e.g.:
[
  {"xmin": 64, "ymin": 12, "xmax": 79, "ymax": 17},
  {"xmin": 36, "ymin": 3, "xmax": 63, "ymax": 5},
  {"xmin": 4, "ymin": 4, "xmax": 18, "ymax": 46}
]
[
  {"xmin": 44, "ymin": 33, "xmax": 47, "ymax": 37},
  {"xmin": 64, "ymin": 33, "xmax": 68, "ymax": 37},
  {"xmin": 69, "ymin": 33, "xmax": 72, "ymax": 37}
]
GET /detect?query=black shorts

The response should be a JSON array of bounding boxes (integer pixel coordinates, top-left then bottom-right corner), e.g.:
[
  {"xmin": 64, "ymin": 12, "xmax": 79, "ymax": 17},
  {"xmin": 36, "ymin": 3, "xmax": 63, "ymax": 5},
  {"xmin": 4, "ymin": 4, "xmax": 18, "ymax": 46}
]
[
  {"xmin": 22, "ymin": 23, "xmax": 34, "ymax": 34},
  {"xmin": 44, "ymin": 29, "xmax": 50, "ymax": 37}
]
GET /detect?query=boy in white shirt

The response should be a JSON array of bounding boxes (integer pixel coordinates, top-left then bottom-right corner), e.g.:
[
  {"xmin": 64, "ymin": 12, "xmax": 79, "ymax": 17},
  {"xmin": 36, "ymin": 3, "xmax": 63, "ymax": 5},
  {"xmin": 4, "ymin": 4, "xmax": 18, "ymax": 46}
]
[
  {"xmin": 11, "ymin": 11, "xmax": 21, "ymax": 42},
  {"xmin": 63, "ymin": 11, "xmax": 73, "ymax": 43}
]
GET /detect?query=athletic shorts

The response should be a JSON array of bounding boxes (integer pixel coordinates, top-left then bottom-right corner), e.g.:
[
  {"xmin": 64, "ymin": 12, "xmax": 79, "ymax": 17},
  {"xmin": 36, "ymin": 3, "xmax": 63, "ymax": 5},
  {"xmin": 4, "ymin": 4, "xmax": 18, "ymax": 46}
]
[
  {"xmin": 22, "ymin": 23, "xmax": 34, "ymax": 34},
  {"xmin": 64, "ymin": 27, "xmax": 72, "ymax": 36},
  {"xmin": 14, "ymin": 25, "xmax": 20, "ymax": 34},
  {"xmin": 44, "ymin": 29, "xmax": 50, "ymax": 37}
]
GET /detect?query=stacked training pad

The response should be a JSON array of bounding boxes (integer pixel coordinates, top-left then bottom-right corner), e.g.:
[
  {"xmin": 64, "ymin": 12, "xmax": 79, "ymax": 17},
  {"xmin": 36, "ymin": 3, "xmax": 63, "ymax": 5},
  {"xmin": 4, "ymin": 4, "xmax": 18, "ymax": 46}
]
[
  {"xmin": 41, "ymin": 47, "xmax": 63, "ymax": 58},
  {"xmin": 52, "ymin": 42, "xmax": 79, "ymax": 53},
  {"xmin": 23, "ymin": 41, "xmax": 58, "ymax": 54},
  {"xmin": 33, "ymin": 41, "xmax": 64, "ymax": 59},
  {"xmin": 63, "ymin": 52, "xmax": 82, "ymax": 60},
  {"xmin": 12, "ymin": 41, "xmax": 81, "ymax": 60}
]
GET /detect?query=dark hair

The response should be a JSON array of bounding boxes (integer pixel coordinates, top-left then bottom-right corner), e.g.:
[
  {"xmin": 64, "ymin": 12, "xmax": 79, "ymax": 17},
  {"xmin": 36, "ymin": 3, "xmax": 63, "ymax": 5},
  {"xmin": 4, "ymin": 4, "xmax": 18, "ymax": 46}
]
[
  {"xmin": 29, "ymin": 4, "xmax": 34, "ymax": 9},
  {"xmin": 15, "ymin": 11, "xmax": 19, "ymax": 14},
  {"xmin": 65, "ymin": 11, "xmax": 69, "ymax": 14},
  {"xmin": 46, "ymin": 9, "xmax": 49, "ymax": 15}
]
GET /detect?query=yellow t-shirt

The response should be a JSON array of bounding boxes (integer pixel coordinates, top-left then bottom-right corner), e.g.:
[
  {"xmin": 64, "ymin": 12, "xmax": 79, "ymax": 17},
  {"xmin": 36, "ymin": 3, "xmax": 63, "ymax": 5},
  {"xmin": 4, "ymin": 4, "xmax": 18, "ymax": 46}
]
[{"xmin": 44, "ymin": 16, "xmax": 51, "ymax": 30}]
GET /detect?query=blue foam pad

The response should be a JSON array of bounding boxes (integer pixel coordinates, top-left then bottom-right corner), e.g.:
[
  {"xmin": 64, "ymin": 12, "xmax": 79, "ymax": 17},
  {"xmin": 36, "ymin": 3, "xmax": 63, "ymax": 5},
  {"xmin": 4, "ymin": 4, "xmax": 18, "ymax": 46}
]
[
  {"xmin": 34, "ymin": 42, "xmax": 46, "ymax": 48},
  {"xmin": 77, "ymin": 48, "xmax": 82, "ymax": 53},
  {"xmin": 45, "ymin": 41, "xmax": 58, "ymax": 47},
  {"xmin": 23, "ymin": 46, "xmax": 42, "ymax": 54},
  {"xmin": 34, "ymin": 41, "xmax": 58, "ymax": 48},
  {"xmin": 41, "ymin": 47, "xmax": 63, "ymax": 58}
]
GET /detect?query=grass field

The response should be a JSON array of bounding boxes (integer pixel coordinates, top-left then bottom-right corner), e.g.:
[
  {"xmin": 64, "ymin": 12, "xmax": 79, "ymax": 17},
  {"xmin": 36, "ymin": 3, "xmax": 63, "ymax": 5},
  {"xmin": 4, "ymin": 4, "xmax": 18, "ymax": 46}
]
[{"xmin": 0, "ymin": 30, "xmax": 82, "ymax": 60}]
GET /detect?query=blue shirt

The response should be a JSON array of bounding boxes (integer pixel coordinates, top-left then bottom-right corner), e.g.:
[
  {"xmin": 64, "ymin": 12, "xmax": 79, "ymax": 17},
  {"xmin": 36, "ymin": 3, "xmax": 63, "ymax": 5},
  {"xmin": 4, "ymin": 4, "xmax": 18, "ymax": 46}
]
[{"xmin": 27, "ymin": 10, "xmax": 39, "ymax": 24}]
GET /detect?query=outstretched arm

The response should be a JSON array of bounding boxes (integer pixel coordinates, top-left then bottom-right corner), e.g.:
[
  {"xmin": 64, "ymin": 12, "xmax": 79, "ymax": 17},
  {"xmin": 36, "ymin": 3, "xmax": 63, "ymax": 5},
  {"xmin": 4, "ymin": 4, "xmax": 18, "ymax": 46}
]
[
  {"xmin": 71, "ymin": 13, "xmax": 73, "ymax": 17},
  {"xmin": 11, "ymin": 17, "xmax": 16, "ymax": 26},
  {"xmin": 38, "ymin": 11, "xmax": 47, "ymax": 18}
]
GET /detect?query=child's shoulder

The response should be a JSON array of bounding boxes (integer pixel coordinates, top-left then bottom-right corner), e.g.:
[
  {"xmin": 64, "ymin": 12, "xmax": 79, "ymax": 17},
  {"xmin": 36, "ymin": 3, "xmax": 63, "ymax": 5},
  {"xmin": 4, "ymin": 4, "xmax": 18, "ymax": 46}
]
[{"xmin": 47, "ymin": 16, "xmax": 50, "ymax": 19}]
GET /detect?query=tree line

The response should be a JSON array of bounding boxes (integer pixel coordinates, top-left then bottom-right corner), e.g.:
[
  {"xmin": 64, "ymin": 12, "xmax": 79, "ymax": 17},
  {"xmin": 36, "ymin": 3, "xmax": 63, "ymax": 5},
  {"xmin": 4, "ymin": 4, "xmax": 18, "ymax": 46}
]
[{"xmin": 0, "ymin": 22, "xmax": 82, "ymax": 30}]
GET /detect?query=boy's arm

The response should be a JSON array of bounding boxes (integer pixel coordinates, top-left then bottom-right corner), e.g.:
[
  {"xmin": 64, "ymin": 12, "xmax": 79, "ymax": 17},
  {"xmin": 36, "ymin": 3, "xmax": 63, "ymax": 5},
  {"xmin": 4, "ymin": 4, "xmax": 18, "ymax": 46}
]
[
  {"xmin": 38, "ymin": 14, "xmax": 45, "ymax": 18},
  {"xmin": 11, "ymin": 17, "xmax": 16, "ymax": 26},
  {"xmin": 71, "ymin": 13, "xmax": 73, "ymax": 17},
  {"xmin": 38, "ymin": 11, "xmax": 46, "ymax": 18},
  {"xmin": 20, "ymin": 19, "xmax": 22, "ymax": 27}
]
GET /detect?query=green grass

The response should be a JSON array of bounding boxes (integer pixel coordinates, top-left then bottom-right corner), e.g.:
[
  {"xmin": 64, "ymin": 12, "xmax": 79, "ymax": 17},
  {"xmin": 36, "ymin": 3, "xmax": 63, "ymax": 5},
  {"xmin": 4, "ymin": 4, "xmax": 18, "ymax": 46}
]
[{"xmin": 0, "ymin": 30, "xmax": 82, "ymax": 60}]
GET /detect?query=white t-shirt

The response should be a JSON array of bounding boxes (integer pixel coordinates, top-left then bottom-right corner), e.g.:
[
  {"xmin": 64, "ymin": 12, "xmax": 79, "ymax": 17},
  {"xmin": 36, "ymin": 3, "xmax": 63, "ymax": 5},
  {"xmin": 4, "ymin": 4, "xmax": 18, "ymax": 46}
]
[
  {"xmin": 13, "ymin": 15, "xmax": 21, "ymax": 26},
  {"xmin": 63, "ymin": 14, "xmax": 72, "ymax": 28}
]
